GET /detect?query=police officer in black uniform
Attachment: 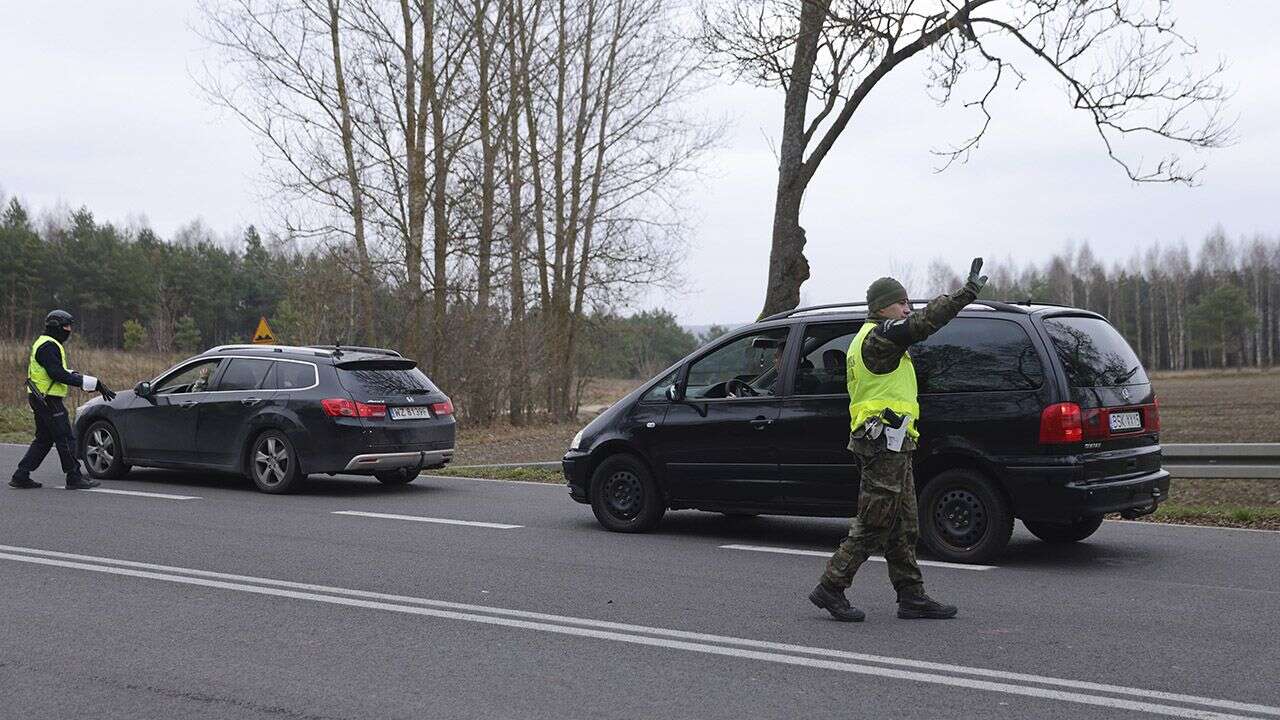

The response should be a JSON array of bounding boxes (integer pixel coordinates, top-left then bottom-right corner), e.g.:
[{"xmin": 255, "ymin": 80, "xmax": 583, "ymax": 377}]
[{"xmin": 9, "ymin": 310, "xmax": 117, "ymax": 490}]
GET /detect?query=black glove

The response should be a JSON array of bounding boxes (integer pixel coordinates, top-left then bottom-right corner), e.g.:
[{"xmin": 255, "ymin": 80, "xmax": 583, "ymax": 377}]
[
  {"xmin": 965, "ymin": 257, "xmax": 988, "ymax": 296},
  {"xmin": 97, "ymin": 381, "xmax": 116, "ymax": 402}
]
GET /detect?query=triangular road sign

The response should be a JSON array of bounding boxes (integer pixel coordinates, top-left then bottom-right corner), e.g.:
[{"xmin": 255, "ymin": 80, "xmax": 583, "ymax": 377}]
[{"xmin": 252, "ymin": 316, "xmax": 277, "ymax": 344}]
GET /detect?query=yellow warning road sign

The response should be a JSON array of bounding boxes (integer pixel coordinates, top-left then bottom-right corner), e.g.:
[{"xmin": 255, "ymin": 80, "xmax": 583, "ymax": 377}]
[{"xmin": 252, "ymin": 317, "xmax": 277, "ymax": 344}]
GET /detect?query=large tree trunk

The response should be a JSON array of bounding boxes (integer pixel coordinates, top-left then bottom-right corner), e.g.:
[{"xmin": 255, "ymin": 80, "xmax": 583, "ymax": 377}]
[{"xmin": 757, "ymin": 0, "xmax": 828, "ymax": 320}]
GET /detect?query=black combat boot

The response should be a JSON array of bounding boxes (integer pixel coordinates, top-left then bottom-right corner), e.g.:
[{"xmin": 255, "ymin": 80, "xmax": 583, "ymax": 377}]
[
  {"xmin": 808, "ymin": 583, "xmax": 865, "ymax": 622},
  {"xmin": 65, "ymin": 477, "xmax": 100, "ymax": 490},
  {"xmin": 8, "ymin": 476, "xmax": 42, "ymax": 489},
  {"xmin": 896, "ymin": 589, "xmax": 957, "ymax": 619}
]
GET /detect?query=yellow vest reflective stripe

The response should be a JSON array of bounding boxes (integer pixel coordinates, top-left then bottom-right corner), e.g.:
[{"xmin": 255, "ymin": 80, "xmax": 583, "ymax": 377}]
[
  {"xmin": 847, "ymin": 321, "xmax": 920, "ymax": 439},
  {"xmin": 28, "ymin": 335, "xmax": 70, "ymax": 397}
]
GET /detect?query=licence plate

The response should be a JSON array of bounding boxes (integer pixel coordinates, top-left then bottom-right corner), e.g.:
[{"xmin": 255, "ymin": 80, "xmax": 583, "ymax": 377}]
[
  {"xmin": 1109, "ymin": 411, "xmax": 1142, "ymax": 432},
  {"xmin": 390, "ymin": 406, "xmax": 432, "ymax": 420}
]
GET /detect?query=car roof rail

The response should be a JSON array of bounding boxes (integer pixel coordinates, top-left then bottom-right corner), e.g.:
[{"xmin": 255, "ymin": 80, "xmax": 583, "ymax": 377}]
[
  {"xmin": 760, "ymin": 298, "xmax": 1026, "ymax": 322},
  {"xmin": 207, "ymin": 343, "xmax": 333, "ymax": 357},
  {"xmin": 307, "ymin": 344, "xmax": 402, "ymax": 358}
]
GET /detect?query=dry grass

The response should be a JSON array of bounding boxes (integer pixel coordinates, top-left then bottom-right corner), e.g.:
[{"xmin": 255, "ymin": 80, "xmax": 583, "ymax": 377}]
[{"xmin": 0, "ymin": 341, "xmax": 181, "ymax": 408}]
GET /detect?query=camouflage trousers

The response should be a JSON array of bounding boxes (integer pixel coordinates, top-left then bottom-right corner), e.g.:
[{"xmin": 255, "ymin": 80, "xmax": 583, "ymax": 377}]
[{"xmin": 821, "ymin": 434, "xmax": 924, "ymax": 596}]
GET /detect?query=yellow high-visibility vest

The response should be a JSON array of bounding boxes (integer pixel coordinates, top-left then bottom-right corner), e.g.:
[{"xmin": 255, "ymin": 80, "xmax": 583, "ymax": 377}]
[
  {"xmin": 847, "ymin": 321, "xmax": 920, "ymax": 439},
  {"xmin": 28, "ymin": 335, "xmax": 70, "ymax": 397}
]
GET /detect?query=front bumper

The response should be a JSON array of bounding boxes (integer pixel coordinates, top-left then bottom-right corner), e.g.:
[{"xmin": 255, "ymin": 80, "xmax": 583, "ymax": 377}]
[
  {"xmin": 1006, "ymin": 466, "xmax": 1171, "ymax": 521},
  {"xmin": 563, "ymin": 449, "xmax": 591, "ymax": 503},
  {"xmin": 342, "ymin": 448, "xmax": 454, "ymax": 473}
]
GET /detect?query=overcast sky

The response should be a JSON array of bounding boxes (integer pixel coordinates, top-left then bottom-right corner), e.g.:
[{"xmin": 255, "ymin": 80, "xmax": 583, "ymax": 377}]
[{"xmin": 3, "ymin": 2, "xmax": 1278, "ymax": 325}]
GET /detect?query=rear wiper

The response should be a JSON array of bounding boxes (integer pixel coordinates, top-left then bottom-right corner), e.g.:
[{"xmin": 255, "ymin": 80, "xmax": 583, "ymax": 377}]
[
  {"xmin": 1113, "ymin": 365, "xmax": 1140, "ymax": 384},
  {"xmin": 403, "ymin": 388, "xmax": 433, "ymax": 394}
]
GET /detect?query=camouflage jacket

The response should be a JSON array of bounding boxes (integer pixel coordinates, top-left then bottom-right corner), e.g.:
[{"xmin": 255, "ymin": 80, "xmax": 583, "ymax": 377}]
[{"xmin": 861, "ymin": 284, "xmax": 979, "ymax": 374}]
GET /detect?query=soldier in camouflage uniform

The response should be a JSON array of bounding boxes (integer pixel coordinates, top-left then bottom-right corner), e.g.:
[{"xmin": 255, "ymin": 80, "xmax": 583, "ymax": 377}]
[{"xmin": 808, "ymin": 258, "xmax": 989, "ymax": 621}]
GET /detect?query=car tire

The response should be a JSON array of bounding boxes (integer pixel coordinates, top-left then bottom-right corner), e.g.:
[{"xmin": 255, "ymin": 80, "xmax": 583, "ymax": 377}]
[
  {"xmin": 82, "ymin": 421, "xmax": 131, "ymax": 480},
  {"xmin": 919, "ymin": 469, "xmax": 1013, "ymax": 564},
  {"xmin": 1024, "ymin": 515, "xmax": 1105, "ymax": 544},
  {"xmin": 590, "ymin": 454, "xmax": 664, "ymax": 532},
  {"xmin": 376, "ymin": 467, "xmax": 420, "ymax": 485},
  {"xmin": 248, "ymin": 430, "xmax": 303, "ymax": 494}
]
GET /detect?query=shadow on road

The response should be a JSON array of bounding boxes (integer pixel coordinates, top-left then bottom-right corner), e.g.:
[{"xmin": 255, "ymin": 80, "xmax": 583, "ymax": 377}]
[
  {"xmin": 112, "ymin": 468, "xmax": 456, "ymax": 498},
  {"xmin": 602, "ymin": 511, "xmax": 1156, "ymax": 570}
]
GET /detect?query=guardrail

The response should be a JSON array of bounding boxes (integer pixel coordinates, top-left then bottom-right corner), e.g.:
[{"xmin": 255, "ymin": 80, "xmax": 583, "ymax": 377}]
[{"xmin": 1161, "ymin": 444, "xmax": 1280, "ymax": 479}]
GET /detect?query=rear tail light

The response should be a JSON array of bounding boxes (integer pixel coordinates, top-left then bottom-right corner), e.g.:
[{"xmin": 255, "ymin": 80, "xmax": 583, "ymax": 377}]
[
  {"xmin": 321, "ymin": 398, "xmax": 387, "ymax": 418},
  {"xmin": 431, "ymin": 398, "xmax": 454, "ymax": 416},
  {"xmin": 1039, "ymin": 402, "xmax": 1083, "ymax": 444}
]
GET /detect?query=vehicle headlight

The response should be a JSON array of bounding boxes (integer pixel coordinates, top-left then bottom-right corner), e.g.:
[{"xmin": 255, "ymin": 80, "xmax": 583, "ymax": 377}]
[{"xmin": 571, "ymin": 429, "xmax": 585, "ymax": 450}]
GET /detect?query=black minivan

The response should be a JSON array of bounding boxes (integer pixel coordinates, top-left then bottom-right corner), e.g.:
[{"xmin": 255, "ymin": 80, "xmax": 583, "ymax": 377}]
[
  {"xmin": 74, "ymin": 344, "xmax": 455, "ymax": 493},
  {"xmin": 563, "ymin": 301, "xmax": 1170, "ymax": 563}
]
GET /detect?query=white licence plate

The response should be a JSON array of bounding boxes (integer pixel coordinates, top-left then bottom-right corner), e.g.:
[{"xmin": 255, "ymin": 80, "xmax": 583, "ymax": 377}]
[
  {"xmin": 390, "ymin": 406, "xmax": 432, "ymax": 420},
  {"xmin": 1109, "ymin": 411, "xmax": 1142, "ymax": 432}
]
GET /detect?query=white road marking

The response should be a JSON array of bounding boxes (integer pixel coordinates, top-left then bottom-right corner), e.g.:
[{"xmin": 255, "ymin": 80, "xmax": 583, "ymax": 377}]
[
  {"xmin": 720, "ymin": 544, "xmax": 997, "ymax": 571},
  {"xmin": 0, "ymin": 545, "xmax": 1275, "ymax": 720},
  {"xmin": 331, "ymin": 510, "xmax": 521, "ymax": 529},
  {"xmin": 82, "ymin": 488, "xmax": 201, "ymax": 500}
]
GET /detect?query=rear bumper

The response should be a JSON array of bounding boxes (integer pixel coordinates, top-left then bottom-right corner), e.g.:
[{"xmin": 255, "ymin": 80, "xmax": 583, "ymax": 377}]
[
  {"xmin": 1006, "ymin": 465, "xmax": 1170, "ymax": 521},
  {"xmin": 563, "ymin": 450, "xmax": 590, "ymax": 503},
  {"xmin": 341, "ymin": 448, "xmax": 454, "ymax": 473}
]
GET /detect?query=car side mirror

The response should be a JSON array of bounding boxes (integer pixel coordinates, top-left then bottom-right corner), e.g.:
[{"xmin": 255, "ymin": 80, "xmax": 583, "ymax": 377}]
[
  {"xmin": 134, "ymin": 381, "xmax": 153, "ymax": 398},
  {"xmin": 665, "ymin": 384, "xmax": 680, "ymax": 401}
]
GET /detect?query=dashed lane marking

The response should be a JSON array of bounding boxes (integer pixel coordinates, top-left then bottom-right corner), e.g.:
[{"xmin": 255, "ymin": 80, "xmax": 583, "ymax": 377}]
[
  {"xmin": 331, "ymin": 510, "xmax": 521, "ymax": 529},
  {"xmin": 83, "ymin": 487, "xmax": 201, "ymax": 500},
  {"xmin": 719, "ymin": 544, "xmax": 997, "ymax": 571}
]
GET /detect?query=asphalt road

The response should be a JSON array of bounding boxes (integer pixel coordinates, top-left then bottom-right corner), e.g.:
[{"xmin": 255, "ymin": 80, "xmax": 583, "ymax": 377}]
[{"xmin": 2, "ymin": 443, "xmax": 1278, "ymax": 720}]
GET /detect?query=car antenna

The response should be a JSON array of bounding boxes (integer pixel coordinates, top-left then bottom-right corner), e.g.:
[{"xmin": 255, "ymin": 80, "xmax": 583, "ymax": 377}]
[{"xmin": 333, "ymin": 339, "xmax": 344, "ymax": 358}]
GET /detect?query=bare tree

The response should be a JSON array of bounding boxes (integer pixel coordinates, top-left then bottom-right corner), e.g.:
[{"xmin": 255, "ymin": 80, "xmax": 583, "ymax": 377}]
[{"xmin": 699, "ymin": 0, "xmax": 1234, "ymax": 318}]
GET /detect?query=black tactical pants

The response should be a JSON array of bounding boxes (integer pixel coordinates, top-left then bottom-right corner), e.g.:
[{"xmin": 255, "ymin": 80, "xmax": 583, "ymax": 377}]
[{"xmin": 12, "ymin": 394, "xmax": 82, "ymax": 483}]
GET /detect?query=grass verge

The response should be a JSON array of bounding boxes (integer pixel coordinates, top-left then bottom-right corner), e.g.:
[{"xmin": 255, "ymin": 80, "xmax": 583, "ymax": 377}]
[
  {"xmin": 1125, "ymin": 504, "xmax": 1280, "ymax": 531},
  {"xmin": 430, "ymin": 465, "xmax": 565, "ymax": 484}
]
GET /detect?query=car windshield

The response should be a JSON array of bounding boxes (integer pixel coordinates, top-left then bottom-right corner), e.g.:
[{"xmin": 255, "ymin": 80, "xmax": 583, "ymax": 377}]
[{"xmin": 1042, "ymin": 316, "xmax": 1148, "ymax": 387}]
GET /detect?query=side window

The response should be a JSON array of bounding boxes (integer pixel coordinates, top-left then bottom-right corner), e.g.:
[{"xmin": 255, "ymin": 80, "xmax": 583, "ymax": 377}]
[
  {"xmin": 640, "ymin": 368, "xmax": 679, "ymax": 402},
  {"xmin": 685, "ymin": 328, "xmax": 790, "ymax": 399},
  {"xmin": 792, "ymin": 322, "xmax": 860, "ymax": 396},
  {"xmin": 267, "ymin": 361, "xmax": 316, "ymax": 390},
  {"xmin": 214, "ymin": 358, "xmax": 274, "ymax": 391},
  {"xmin": 913, "ymin": 319, "xmax": 1045, "ymax": 393},
  {"xmin": 154, "ymin": 360, "xmax": 222, "ymax": 395}
]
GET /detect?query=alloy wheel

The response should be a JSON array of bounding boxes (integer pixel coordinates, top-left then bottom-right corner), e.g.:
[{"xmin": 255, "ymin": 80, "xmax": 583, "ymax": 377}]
[
  {"xmin": 254, "ymin": 436, "xmax": 290, "ymax": 487},
  {"xmin": 85, "ymin": 427, "xmax": 114, "ymax": 475}
]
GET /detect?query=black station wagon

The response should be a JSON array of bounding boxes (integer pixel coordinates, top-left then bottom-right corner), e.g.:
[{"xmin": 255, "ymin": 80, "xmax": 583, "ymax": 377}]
[
  {"xmin": 563, "ymin": 300, "xmax": 1170, "ymax": 563},
  {"xmin": 74, "ymin": 344, "xmax": 455, "ymax": 493}
]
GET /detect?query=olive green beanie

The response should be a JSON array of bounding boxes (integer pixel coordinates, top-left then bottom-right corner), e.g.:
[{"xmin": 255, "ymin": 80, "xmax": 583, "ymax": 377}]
[{"xmin": 867, "ymin": 276, "xmax": 908, "ymax": 313}]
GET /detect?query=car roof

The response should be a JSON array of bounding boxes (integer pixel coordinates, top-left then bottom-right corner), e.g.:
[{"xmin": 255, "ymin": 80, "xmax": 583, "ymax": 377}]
[
  {"xmin": 746, "ymin": 299, "xmax": 1106, "ymax": 331},
  {"xmin": 200, "ymin": 344, "xmax": 406, "ymax": 364}
]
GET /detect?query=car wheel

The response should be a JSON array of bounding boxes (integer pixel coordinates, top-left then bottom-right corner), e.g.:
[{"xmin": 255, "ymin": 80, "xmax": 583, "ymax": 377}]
[
  {"xmin": 919, "ymin": 469, "xmax": 1013, "ymax": 564},
  {"xmin": 83, "ymin": 421, "xmax": 130, "ymax": 480},
  {"xmin": 1024, "ymin": 515, "xmax": 1105, "ymax": 544},
  {"xmin": 248, "ymin": 430, "xmax": 303, "ymax": 494},
  {"xmin": 590, "ymin": 454, "xmax": 664, "ymax": 532},
  {"xmin": 376, "ymin": 467, "xmax": 420, "ymax": 485}
]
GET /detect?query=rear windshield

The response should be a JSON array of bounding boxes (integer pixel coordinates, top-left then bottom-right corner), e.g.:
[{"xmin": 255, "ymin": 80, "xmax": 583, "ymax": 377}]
[
  {"xmin": 336, "ymin": 362, "xmax": 437, "ymax": 395},
  {"xmin": 1043, "ymin": 316, "xmax": 1148, "ymax": 387}
]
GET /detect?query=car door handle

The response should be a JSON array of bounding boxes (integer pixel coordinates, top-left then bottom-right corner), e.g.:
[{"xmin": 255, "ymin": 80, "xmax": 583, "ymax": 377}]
[
  {"xmin": 750, "ymin": 416, "xmax": 773, "ymax": 430},
  {"xmin": 241, "ymin": 397, "xmax": 264, "ymax": 406},
  {"xmin": 177, "ymin": 400, "xmax": 198, "ymax": 408}
]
